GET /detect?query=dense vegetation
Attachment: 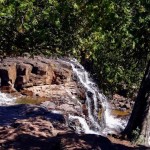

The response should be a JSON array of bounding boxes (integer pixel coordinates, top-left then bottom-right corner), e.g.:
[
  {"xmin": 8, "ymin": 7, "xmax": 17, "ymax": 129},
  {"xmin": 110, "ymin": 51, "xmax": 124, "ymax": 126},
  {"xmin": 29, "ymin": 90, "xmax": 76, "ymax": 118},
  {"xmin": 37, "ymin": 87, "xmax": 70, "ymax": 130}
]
[{"xmin": 0, "ymin": 0, "xmax": 150, "ymax": 94}]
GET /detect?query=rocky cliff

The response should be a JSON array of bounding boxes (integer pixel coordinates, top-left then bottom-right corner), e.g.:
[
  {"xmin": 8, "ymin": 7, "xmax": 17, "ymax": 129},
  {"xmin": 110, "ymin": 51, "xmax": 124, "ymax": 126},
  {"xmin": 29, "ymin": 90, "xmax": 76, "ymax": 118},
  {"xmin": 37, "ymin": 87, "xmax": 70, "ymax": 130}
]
[
  {"xmin": 0, "ymin": 56, "xmax": 72, "ymax": 92},
  {"xmin": 0, "ymin": 56, "xmax": 87, "ymax": 116}
]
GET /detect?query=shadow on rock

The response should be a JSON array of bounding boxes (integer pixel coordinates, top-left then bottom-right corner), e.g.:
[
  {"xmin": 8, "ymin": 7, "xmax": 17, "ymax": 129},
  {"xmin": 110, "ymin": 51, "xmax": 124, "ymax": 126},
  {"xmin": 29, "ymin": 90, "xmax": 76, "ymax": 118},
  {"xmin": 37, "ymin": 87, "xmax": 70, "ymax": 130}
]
[
  {"xmin": 1, "ymin": 133, "xmax": 60, "ymax": 150},
  {"xmin": 113, "ymin": 143, "xmax": 149, "ymax": 150},
  {"xmin": 0, "ymin": 104, "xmax": 149, "ymax": 150},
  {"xmin": 1, "ymin": 132, "xmax": 115, "ymax": 150},
  {"xmin": 0, "ymin": 104, "xmax": 65, "ymax": 126},
  {"xmin": 58, "ymin": 133, "xmax": 116, "ymax": 150},
  {"xmin": 1, "ymin": 132, "xmax": 150, "ymax": 150}
]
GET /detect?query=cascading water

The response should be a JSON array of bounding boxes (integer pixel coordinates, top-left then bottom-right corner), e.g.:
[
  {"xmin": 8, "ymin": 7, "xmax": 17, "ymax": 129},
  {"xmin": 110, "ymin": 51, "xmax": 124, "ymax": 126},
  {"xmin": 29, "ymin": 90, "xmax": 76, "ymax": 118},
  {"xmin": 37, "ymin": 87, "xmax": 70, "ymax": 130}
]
[
  {"xmin": 62, "ymin": 58, "xmax": 127, "ymax": 135},
  {"xmin": 0, "ymin": 92, "xmax": 16, "ymax": 106},
  {"xmin": 0, "ymin": 58, "xmax": 127, "ymax": 135}
]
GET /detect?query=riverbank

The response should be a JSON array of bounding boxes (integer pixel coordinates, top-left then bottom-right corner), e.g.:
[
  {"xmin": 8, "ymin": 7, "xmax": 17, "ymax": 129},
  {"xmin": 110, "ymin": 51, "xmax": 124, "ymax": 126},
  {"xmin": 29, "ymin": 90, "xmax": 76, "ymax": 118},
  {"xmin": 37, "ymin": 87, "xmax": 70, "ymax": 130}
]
[{"xmin": 0, "ymin": 56, "xmax": 148, "ymax": 149}]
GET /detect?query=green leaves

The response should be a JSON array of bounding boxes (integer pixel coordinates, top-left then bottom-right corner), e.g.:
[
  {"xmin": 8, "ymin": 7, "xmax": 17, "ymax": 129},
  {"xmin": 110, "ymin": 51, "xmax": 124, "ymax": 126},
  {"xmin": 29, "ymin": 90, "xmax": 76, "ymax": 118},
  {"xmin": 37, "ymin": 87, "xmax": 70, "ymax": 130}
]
[
  {"xmin": 0, "ymin": 0, "xmax": 5, "ymax": 3},
  {"xmin": 0, "ymin": 0, "xmax": 149, "ymax": 93}
]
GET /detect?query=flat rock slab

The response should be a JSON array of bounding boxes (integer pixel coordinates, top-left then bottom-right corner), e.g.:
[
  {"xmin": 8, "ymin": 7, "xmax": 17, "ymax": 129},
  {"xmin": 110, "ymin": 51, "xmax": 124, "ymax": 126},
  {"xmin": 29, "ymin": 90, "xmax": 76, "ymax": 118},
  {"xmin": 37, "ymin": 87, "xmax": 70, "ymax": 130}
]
[{"xmin": 0, "ymin": 104, "xmax": 65, "ymax": 126}]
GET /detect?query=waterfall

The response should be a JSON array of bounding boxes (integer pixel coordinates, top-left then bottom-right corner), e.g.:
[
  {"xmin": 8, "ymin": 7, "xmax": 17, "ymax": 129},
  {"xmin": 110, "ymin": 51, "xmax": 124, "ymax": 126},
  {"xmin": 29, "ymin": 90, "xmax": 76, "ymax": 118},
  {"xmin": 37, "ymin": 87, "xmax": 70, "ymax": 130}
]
[
  {"xmin": 0, "ymin": 58, "xmax": 127, "ymax": 135},
  {"xmin": 62, "ymin": 58, "xmax": 127, "ymax": 135}
]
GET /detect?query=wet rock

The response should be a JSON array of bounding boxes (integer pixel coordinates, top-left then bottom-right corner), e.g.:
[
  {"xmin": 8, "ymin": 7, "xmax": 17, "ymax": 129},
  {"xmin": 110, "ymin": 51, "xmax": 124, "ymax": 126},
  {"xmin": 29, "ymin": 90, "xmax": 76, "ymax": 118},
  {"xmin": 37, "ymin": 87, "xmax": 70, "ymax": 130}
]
[
  {"xmin": 82, "ymin": 104, "xmax": 88, "ymax": 116},
  {"xmin": 58, "ymin": 104, "xmax": 77, "ymax": 113},
  {"xmin": 25, "ymin": 106, "xmax": 48, "ymax": 116},
  {"xmin": 68, "ymin": 118, "xmax": 83, "ymax": 132},
  {"xmin": 77, "ymin": 84, "xmax": 86, "ymax": 101},
  {"xmin": 0, "ymin": 86, "xmax": 16, "ymax": 93},
  {"xmin": 0, "ymin": 117, "xmax": 61, "ymax": 150},
  {"xmin": 0, "ymin": 57, "xmax": 86, "ymax": 112},
  {"xmin": 119, "ymin": 102, "xmax": 125, "ymax": 107},
  {"xmin": 17, "ymin": 63, "xmax": 32, "ymax": 78},
  {"xmin": 0, "ymin": 104, "xmax": 66, "ymax": 126},
  {"xmin": 0, "ymin": 56, "xmax": 77, "ymax": 97},
  {"xmin": 0, "ymin": 115, "xmax": 116, "ymax": 150},
  {"xmin": 41, "ymin": 101, "xmax": 56, "ymax": 109},
  {"xmin": 0, "ymin": 57, "xmax": 56, "ymax": 91},
  {"xmin": 87, "ymin": 91, "xmax": 93, "ymax": 98}
]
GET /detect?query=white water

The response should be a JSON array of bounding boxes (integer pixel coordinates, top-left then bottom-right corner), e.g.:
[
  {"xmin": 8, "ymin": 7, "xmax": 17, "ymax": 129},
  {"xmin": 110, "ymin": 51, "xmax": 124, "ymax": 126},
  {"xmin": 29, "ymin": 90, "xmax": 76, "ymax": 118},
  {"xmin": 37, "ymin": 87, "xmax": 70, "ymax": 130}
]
[
  {"xmin": 62, "ymin": 59, "xmax": 127, "ymax": 135},
  {"xmin": 69, "ymin": 115, "xmax": 98, "ymax": 134},
  {"xmin": 0, "ymin": 58, "xmax": 127, "ymax": 135},
  {"xmin": 70, "ymin": 59, "xmax": 101, "ymax": 131},
  {"xmin": 0, "ymin": 92, "xmax": 16, "ymax": 105}
]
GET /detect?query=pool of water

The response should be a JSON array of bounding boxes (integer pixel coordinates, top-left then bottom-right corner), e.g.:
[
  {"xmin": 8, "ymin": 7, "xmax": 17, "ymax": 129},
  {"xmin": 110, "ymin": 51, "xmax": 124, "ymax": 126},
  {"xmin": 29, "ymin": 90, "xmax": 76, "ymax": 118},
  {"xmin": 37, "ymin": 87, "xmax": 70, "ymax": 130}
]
[
  {"xmin": 15, "ymin": 96, "xmax": 48, "ymax": 105},
  {"xmin": 111, "ymin": 109, "xmax": 131, "ymax": 117}
]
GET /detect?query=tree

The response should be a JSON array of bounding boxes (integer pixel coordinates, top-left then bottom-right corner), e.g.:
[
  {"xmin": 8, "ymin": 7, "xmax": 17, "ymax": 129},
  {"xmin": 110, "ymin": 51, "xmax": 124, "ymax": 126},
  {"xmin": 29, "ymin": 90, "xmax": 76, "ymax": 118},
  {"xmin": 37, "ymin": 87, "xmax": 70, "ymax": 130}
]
[
  {"xmin": 0, "ymin": 0, "xmax": 149, "ymax": 93},
  {"xmin": 122, "ymin": 60, "xmax": 150, "ymax": 146}
]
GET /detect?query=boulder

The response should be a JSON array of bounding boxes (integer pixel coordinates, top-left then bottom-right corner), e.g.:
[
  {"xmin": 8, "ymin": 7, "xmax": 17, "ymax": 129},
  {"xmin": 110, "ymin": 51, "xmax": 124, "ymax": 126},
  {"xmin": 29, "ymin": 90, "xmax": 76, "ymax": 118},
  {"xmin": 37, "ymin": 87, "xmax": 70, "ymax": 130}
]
[
  {"xmin": 15, "ymin": 63, "xmax": 32, "ymax": 89},
  {"xmin": 20, "ymin": 89, "xmax": 33, "ymax": 96},
  {"xmin": 57, "ymin": 104, "xmax": 77, "ymax": 113},
  {"xmin": 113, "ymin": 94, "xmax": 126, "ymax": 101},
  {"xmin": 41, "ymin": 101, "xmax": 56, "ymax": 109},
  {"xmin": 111, "ymin": 94, "xmax": 134, "ymax": 111},
  {"xmin": 59, "ymin": 133, "xmax": 115, "ymax": 150},
  {"xmin": 77, "ymin": 84, "xmax": 86, "ymax": 101},
  {"xmin": 82, "ymin": 104, "xmax": 88, "ymax": 116},
  {"xmin": 0, "ymin": 116, "xmax": 115, "ymax": 150},
  {"xmin": 0, "ymin": 57, "xmax": 58, "ymax": 91},
  {"xmin": 0, "ymin": 57, "xmax": 78, "ymax": 100},
  {"xmin": 52, "ymin": 63, "xmax": 73, "ymax": 84},
  {"xmin": 125, "ymin": 103, "xmax": 131, "ymax": 109},
  {"xmin": 0, "ymin": 62, "xmax": 16, "ymax": 86},
  {"xmin": 26, "ymin": 60, "xmax": 54, "ymax": 86}
]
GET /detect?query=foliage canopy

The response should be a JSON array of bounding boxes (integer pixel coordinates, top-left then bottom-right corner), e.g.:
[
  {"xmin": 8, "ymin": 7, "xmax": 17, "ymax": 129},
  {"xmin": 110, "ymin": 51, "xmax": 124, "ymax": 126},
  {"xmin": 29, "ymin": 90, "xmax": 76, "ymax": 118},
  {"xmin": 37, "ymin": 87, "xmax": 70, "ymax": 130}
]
[{"xmin": 0, "ymin": 0, "xmax": 150, "ymax": 93}]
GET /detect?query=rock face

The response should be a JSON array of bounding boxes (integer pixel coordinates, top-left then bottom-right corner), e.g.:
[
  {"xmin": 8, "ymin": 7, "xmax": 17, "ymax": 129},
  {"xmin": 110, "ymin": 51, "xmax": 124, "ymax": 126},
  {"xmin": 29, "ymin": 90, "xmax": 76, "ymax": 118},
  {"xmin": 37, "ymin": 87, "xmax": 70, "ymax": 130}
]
[
  {"xmin": 0, "ymin": 104, "xmax": 66, "ymax": 150},
  {"xmin": 0, "ymin": 62, "xmax": 17, "ymax": 90},
  {"xmin": 0, "ymin": 104, "xmax": 115, "ymax": 150},
  {"xmin": 0, "ymin": 56, "xmax": 91, "ymax": 131},
  {"xmin": 0, "ymin": 56, "xmax": 74, "ymax": 91},
  {"xmin": 0, "ymin": 56, "xmax": 88, "ymax": 116},
  {"xmin": 111, "ymin": 94, "xmax": 134, "ymax": 112}
]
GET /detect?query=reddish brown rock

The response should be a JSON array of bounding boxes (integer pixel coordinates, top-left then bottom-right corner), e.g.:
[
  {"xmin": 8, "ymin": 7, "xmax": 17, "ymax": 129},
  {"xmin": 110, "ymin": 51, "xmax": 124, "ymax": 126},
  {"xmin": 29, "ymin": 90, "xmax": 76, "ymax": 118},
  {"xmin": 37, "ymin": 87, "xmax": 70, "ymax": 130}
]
[
  {"xmin": 20, "ymin": 89, "xmax": 33, "ymax": 96},
  {"xmin": 82, "ymin": 104, "xmax": 88, "ymax": 116},
  {"xmin": 15, "ymin": 63, "xmax": 32, "ymax": 88},
  {"xmin": 24, "ymin": 60, "xmax": 54, "ymax": 86},
  {"xmin": 0, "ymin": 86, "xmax": 16, "ymax": 93},
  {"xmin": 0, "ymin": 57, "xmax": 57, "ymax": 91},
  {"xmin": 0, "ymin": 117, "xmax": 63, "ymax": 150},
  {"xmin": 52, "ymin": 63, "xmax": 73, "ymax": 84},
  {"xmin": 0, "ymin": 62, "xmax": 16, "ymax": 86}
]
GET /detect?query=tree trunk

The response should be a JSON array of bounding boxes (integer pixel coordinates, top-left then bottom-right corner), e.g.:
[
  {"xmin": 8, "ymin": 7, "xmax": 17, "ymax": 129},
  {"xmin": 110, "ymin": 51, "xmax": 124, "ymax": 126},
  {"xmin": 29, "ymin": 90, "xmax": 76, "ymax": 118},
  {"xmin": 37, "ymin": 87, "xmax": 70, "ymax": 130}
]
[{"xmin": 122, "ymin": 60, "xmax": 150, "ymax": 146}]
